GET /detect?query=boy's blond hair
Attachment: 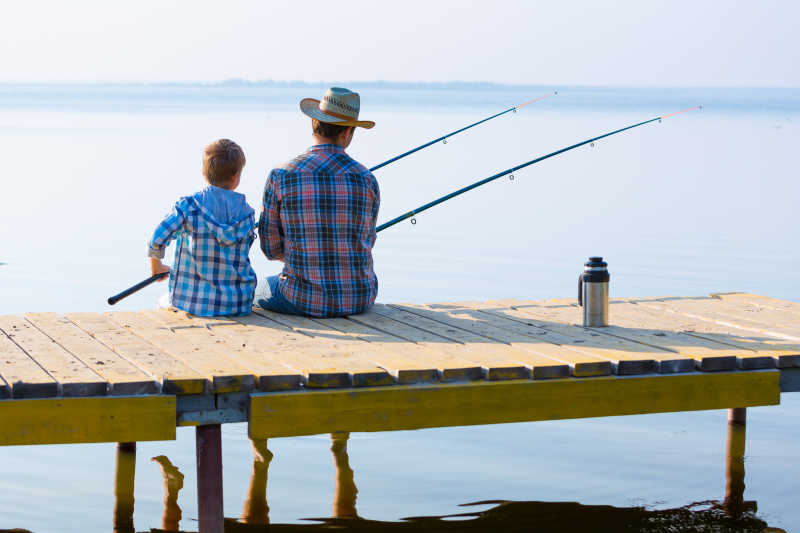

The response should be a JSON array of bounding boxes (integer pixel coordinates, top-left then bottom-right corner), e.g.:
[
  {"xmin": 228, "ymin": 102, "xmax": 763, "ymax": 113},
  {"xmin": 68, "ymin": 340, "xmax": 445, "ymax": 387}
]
[{"xmin": 203, "ymin": 139, "xmax": 246, "ymax": 187}]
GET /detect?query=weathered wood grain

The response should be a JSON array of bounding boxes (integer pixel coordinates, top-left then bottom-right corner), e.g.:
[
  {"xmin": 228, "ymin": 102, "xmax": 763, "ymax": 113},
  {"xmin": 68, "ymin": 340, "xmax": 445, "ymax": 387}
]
[
  {"xmin": 352, "ymin": 306, "xmax": 532, "ymax": 381},
  {"xmin": 0, "ymin": 328, "xmax": 58, "ymax": 398},
  {"xmin": 247, "ymin": 310, "xmax": 393, "ymax": 387},
  {"xmin": 25, "ymin": 313, "xmax": 158, "ymax": 395},
  {"xmin": 142, "ymin": 309, "xmax": 303, "ymax": 391},
  {"xmin": 393, "ymin": 303, "xmax": 609, "ymax": 378},
  {"xmin": 637, "ymin": 297, "xmax": 800, "ymax": 342},
  {"xmin": 259, "ymin": 310, "xmax": 439, "ymax": 384},
  {"xmin": 310, "ymin": 316, "xmax": 484, "ymax": 382},
  {"xmin": 0, "ymin": 316, "xmax": 107, "ymax": 397},
  {"xmin": 107, "ymin": 311, "xmax": 255, "ymax": 394},
  {"xmin": 67, "ymin": 313, "xmax": 206, "ymax": 394},
  {"xmin": 473, "ymin": 304, "xmax": 667, "ymax": 374},
  {"xmin": 500, "ymin": 301, "xmax": 741, "ymax": 372}
]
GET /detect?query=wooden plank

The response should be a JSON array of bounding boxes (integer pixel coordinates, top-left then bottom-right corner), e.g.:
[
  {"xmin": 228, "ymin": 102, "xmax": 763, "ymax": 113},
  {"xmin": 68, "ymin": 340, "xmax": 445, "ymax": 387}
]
[
  {"xmin": 0, "ymin": 316, "xmax": 107, "ymax": 397},
  {"xmin": 640, "ymin": 297, "xmax": 800, "ymax": 341},
  {"xmin": 0, "ymin": 395, "xmax": 175, "ymax": 445},
  {"xmin": 66, "ymin": 313, "xmax": 206, "ymax": 395},
  {"xmin": 393, "ymin": 303, "xmax": 610, "ymax": 378},
  {"xmin": 0, "ymin": 375, "xmax": 8, "ymax": 399},
  {"xmin": 247, "ymin": 310, "xmax": 393, "ymax": 387},
  {"xmin": 24, "ymin": 313, "xmax": 158, "ymax": 395},
  {"xmin": 354, "ymin": 305, "xmax": 533, "ymax": 381},
  {"xmin": 250, "ymin": 370, "xmax": 780, "ymax": 438},
  {"xmin": 496, "ymin": 301, "xmax": 740, "ymax": 372},
  {"xmin": 0, "ymin": 323, "xmax": 58, "ymax": 398},
  {"xmin": 712, "ymin": 292, "xmax": 800, "ymax": 316},
  {"xmin": 473, "ymin": 303, "xmax": 668, "ymax": 375},
  {"xmin": 106, "ymin": 311, "xmax": 255, "ymax": 394},
  {"xmin": 141, "ymin": 309, "xmax": 303, "ymax": 391},
  {"xmin": 609, "ymin": 302, "xmax": 785, "ymax": 370},
  {"xmin": 256, "ymin": 310, "xmax": 438, "ymax": 384},
  {"xmin": 371, "ymin": 304, "xmax": 551, "ymax": 379},
  {"xmin": 308, "ymin": 316, "xmax": 485, "ymax": 382}
]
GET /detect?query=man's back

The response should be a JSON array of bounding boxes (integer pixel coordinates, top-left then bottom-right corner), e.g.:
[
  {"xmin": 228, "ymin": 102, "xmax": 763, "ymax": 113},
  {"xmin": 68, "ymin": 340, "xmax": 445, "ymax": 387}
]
[{"xmin": 259, "ymin": 144, "xmax": 379, "ymax": 317}]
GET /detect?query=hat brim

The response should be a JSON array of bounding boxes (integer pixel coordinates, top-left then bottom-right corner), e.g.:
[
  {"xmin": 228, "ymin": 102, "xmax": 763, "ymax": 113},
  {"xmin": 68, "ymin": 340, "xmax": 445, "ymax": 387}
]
[{"xmin": 299, "ymin": 98, "xmax": 375, "ymax": 129}]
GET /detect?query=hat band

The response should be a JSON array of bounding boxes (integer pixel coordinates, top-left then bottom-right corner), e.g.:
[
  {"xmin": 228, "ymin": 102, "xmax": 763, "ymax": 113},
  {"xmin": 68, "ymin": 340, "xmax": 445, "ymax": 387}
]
[{"xmin": 318, "ymin": 105, "xmax": 357, "ymax": 122}]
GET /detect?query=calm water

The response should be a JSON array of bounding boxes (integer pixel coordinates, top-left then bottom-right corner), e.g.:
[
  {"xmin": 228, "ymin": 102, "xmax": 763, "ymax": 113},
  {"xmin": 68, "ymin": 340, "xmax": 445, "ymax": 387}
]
[{"xmin": 0, "ymin": 84, "xmax": 798, "ymax": 531}]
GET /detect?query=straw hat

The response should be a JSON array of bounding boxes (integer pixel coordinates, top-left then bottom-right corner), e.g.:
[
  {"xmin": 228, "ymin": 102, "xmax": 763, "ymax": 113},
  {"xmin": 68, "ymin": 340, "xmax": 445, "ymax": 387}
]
[{"xmin": 300, "ymin": 87, "xmax": 375, "ymax": 129}]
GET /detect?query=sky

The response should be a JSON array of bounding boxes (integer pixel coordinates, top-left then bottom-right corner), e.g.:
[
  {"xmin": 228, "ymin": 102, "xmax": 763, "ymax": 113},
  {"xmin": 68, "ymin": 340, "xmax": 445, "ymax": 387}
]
[{"xmin": 1, "ymin": 0, "xmax": 798, "ymax": 87}]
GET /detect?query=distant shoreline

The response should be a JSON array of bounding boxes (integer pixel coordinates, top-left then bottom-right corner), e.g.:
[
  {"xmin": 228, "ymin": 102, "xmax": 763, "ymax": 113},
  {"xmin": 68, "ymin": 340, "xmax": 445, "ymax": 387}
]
[{"xmin": 0, "ymin": 80, "xmax": 798, "ymax": 92}]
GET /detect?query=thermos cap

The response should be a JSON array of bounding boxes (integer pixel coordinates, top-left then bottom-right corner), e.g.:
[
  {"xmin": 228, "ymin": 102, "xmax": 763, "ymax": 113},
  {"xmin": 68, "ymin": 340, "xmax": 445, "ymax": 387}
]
[{"xmin": 584, "ymin": 256, "xmax": 608, "ymax": 269}]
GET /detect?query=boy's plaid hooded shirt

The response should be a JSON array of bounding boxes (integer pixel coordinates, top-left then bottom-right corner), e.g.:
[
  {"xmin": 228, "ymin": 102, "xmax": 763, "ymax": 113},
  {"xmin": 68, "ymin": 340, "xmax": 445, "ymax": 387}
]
[
  {"xmin": 149, "ymin": 186, "xmax": 257, "ymax": 316},
  {"xmin": 259, "ymin": 144, "xmax": 380, "ymax": 317}
]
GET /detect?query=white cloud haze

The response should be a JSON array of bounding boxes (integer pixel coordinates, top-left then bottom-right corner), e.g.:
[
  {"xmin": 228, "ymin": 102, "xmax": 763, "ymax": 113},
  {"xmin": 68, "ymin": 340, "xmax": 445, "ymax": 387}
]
[{"xmin": 1, "ymin": 0, "xmax": 797, "ymax": 86}]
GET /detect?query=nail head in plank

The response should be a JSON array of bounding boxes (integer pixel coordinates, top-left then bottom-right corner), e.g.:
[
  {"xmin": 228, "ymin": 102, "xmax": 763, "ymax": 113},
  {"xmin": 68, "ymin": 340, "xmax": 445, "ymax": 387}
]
[
  {"xmin": 367, "ymin": 305, "xmax": 534, "ymax": 380},
  {"xmin": 0, "ymin": 321, "xmax": 59, "ymax": 398},
  {"xmin": 393, "ymin": 303, "xmax": 613, "ymax": 378},
  {"xmin": 0, "ymin": 315, "xmax": 107, "ymax": 397},
  {"xmin": 66, "ymin": 313, "xmax": 206, "ymax": 395},
  {"xmin": 310, "ymin": 316, "xmax": 484, "ymax": 383},
  {"xmin": 106, "ymin": 311, "xmax": 255, "ymax": 394},
  {"xmin": 142, "ymin": 309, "xmax": 303, "ymax": 391},
  {"xmin": 255, "ymin": 310, "xmax": 440, "ymax": 384},
  {"xmin": 474, "ymin": 304, "xmax": 663, "ymax": 375},
  {"xmin": 24, "ymin": 313, "xmax": 158, "ymax": 395},
  {"xmin": 246, "ymin": 310, "xmax": 393, "ymax": 387}
]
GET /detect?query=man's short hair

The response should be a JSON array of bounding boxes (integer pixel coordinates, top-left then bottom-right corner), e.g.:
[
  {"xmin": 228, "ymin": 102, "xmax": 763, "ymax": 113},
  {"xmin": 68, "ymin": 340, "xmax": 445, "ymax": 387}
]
[
  {"xmin": 312, "ymin": 119, "xmax": 351, "ymax": 140},
  {"xmin": 203, "ymin": 139, "xmax": 246, "ymax": 186}
]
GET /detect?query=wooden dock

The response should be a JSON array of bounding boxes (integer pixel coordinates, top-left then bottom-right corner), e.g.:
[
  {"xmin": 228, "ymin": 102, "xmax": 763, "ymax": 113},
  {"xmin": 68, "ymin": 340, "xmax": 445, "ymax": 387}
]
[
  {"xmin": 0, "ymin": 292, "xmax": 797, "ymax": 446},
  {"xmin": 2, "ymin": 292, "xmax": 799, "ymax": 531}
]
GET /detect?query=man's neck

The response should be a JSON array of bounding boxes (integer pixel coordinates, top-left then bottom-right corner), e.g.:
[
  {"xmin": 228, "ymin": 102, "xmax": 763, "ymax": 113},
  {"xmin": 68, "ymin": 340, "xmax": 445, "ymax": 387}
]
[{"xmin": 312, "ymin": 134, "xmax": 345, "ymax": 148}]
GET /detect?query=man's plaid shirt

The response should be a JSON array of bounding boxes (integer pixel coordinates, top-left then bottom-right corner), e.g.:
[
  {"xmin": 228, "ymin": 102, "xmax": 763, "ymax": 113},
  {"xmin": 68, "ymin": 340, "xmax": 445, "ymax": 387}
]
[
  {"xmin": 149, "ymin": 188, "xmax": 257, "ymax": 317},
  {"xmin": 259, "ymin": 144, "xmax": 380, "ymax": 317}
]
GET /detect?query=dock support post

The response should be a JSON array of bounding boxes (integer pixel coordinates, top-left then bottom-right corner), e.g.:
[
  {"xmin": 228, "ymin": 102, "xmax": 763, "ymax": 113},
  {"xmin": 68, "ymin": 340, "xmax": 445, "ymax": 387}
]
[
  {"xmin": 113, "ymin": 442, "xmax": 136, "ymax": 533},
  {"xmin": 196, "ymin": 424, "xmax": 224, "ymax": 533},
  {"xmin": 330, "ymin": 432, "xmax": 358, "ymax": 519},
  {"xmin": 725, "ymin": 407, "xmax": 746, "ymax": 516}
]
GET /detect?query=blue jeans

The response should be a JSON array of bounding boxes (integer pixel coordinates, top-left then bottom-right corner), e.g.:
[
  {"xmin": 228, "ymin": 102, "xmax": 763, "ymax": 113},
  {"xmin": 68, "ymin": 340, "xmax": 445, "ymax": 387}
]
[{"xmin": 256, "ymin": 275, "xmax": 307, "ymax": 316}]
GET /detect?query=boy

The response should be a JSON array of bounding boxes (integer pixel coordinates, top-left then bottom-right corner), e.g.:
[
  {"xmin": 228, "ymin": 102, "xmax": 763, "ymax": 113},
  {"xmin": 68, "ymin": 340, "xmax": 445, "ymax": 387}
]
[{"xmin": 148, "ymin": 139, "xmax": 257, "ymax": 316}]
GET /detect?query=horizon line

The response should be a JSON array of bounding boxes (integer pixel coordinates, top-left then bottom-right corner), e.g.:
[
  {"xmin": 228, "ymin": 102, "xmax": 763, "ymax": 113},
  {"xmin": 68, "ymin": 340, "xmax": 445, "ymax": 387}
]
[{"xmin": 0, "ymin": 79, "xmax": 798, "ymax": 91}]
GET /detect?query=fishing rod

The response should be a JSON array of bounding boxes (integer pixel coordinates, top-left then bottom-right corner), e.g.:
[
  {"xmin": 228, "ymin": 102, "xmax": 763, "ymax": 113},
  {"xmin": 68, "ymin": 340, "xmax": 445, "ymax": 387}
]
[
  {"xmin": 369, "ymin": 92, "xmax": 557, "ymax": 172},
  {"xmin": 376, "ymin": 106, "xmax": 702, "ymax": 233},
  {"xmin": 108, "ymin": 271, "xmax": 168, "ymax": 305}
]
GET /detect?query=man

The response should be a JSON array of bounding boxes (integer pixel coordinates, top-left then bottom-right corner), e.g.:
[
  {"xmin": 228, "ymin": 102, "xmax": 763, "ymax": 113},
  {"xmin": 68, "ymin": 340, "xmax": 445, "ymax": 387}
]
[{"xmin": 257, "ymin": 87, "xmax": 379, "ymax": 317}]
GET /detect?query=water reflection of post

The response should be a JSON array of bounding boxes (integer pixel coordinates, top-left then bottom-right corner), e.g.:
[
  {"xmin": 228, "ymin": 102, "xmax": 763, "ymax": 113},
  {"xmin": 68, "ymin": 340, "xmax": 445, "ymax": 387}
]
[
  {"xmin": 151, "ymin": 455, "xmax": 185, "ymax": 531},
  {"xmin": 113, "ymin": 442, "xmax": 136, "ymax": 533},
  {"xmin": 330, "ymin": 432, "xmax": 358, "ymax": 519},
  {"xmin": 725, "ymin": 407, "xmax": 746, "ymax": 517},
  {"xmin": 241, "ymin": 439, "xmax": 273, "ymax": 525}
]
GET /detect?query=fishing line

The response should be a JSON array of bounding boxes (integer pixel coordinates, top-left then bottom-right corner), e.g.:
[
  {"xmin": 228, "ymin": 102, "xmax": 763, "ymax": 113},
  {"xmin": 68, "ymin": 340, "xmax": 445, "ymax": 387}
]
[
  {"xmin": 369, "ymin": 92, "xmax": 557, "ymax": 172},
  {"xmin": 375, "ymin": 106, "xmax": 702, "ymax": 233}
]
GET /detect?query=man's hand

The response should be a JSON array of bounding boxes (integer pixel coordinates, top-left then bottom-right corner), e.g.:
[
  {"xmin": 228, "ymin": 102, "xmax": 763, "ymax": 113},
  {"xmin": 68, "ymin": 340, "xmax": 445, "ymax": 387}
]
[{"xmin": 150, "ymin": 257, "xmax": 171, "ymax": 281}]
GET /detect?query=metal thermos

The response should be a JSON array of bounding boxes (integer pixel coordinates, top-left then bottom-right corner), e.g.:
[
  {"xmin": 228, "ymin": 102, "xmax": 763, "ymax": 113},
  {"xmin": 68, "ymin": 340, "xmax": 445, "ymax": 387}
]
[{"xmin": 578, "ymin": 257, "xmax": 609, "ymax": 327}]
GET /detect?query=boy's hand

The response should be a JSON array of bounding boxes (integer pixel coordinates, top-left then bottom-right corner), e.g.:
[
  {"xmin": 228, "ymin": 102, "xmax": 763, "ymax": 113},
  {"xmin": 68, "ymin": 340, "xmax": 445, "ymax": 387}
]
[{"xmin": 150, "ymin": 257, "xmax": 171, "ymax": 281}]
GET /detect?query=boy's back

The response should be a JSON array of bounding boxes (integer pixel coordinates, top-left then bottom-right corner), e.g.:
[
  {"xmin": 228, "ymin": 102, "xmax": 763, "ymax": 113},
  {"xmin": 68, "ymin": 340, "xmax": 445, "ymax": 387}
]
[{"xmin": 148, "ymin": 139, "xmax": 256, "ymax": 316}]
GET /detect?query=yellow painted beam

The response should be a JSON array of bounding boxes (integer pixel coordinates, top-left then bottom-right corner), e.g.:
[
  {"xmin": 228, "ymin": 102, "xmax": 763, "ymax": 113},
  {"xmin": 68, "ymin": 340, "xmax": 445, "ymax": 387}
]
[
  {"xmin": 0, "ymin": 395, "xmax": 176, "ymax": 446},
  {"xmin": 250, "ymin": 371, "xmax": 779, "ymax": 439}
]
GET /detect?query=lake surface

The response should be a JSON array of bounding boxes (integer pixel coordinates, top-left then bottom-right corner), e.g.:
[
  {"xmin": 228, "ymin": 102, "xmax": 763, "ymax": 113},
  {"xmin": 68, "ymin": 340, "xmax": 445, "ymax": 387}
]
[{"xmin": 0, "ymin": 84, "xmax": 798, "ymax": 531}]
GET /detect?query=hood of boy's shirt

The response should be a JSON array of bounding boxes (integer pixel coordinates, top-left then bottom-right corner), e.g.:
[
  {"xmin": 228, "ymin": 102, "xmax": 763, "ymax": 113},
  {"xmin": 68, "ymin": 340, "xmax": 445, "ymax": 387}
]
[{"xmin": 188, "ymin": 186, "xmax": 255, "ymax": 245}]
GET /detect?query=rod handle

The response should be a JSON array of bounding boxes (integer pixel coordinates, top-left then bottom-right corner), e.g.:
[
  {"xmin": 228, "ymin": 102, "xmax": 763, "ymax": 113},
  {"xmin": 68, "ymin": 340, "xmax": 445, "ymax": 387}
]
[{"xmin": 108, "ymin": 272, "xmax": 169, "ymax": 305}]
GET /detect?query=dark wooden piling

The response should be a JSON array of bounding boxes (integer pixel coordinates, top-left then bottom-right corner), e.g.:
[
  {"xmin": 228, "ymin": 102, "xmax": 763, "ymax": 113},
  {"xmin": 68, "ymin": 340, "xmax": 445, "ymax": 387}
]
[
  {"xmin": 196, "ymin": 424, "xmax": 224, "ymax": 533},
  {"xmin": 725, "ymin": 408, "xmax": 747, "ymax": 516}
]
